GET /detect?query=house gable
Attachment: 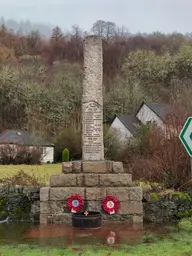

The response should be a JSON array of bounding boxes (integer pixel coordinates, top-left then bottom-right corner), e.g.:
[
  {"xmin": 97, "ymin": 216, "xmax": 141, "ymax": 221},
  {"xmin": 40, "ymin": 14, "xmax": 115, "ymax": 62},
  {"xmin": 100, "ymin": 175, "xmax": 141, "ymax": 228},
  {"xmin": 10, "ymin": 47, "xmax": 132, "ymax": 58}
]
[
  {"xmin": 110, "ymin": 116, "xmax": 133, "ymax": 141},
  {"xmin": 136, "ymin": 102, "xmax": 164, "ymax": 128}
]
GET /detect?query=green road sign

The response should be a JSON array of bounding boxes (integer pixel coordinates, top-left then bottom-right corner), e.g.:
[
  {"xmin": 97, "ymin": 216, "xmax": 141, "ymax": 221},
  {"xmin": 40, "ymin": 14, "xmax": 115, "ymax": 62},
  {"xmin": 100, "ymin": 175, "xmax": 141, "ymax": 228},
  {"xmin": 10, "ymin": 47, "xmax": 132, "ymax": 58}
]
[{"xmin": 179, "ymin": 117, "xmax": 192, "ymax": 157}]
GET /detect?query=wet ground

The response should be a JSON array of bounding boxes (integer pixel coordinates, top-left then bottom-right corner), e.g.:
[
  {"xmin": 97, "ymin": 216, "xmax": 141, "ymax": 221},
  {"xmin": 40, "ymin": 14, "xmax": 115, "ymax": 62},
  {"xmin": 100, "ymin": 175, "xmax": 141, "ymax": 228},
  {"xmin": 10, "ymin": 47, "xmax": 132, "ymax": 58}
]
[{"xmin": 0, "ymin": 222, "xmax": 172, "ymax": 247}]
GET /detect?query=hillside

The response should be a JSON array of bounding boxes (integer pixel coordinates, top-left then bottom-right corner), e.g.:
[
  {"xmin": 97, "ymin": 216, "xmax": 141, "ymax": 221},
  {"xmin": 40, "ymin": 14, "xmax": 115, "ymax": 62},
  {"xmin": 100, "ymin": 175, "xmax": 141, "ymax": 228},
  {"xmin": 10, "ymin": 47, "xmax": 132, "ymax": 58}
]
[{"xmin": 0, "ymin": 19, "xmax": 192, "ymax": 187}]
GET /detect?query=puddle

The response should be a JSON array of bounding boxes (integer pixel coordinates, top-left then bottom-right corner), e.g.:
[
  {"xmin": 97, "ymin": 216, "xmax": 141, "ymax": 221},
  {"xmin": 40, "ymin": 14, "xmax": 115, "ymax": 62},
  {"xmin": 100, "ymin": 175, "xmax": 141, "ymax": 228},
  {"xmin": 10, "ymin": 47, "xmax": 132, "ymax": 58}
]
[{"xmin": 0, "ymin": 222, "xmax": 172, "ymax": 246}]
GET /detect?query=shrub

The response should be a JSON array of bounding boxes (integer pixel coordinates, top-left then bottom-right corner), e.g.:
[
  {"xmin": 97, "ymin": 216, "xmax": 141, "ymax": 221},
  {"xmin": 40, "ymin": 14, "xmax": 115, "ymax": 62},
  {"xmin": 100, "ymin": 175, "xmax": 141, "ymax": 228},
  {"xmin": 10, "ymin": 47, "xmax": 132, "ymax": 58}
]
[
  {"xmin": 0, "ymin": 145, "xmax": 42, "ymax": 165},
  {"xmin": 0, "ymin": 170, "xmax": 45, "ymax": 186},
  {"xmin": 120, "ymin": 109, "xmax": 191, "ymax": 189},
  {"xmin": 54, "ymin": 125, "xmax": 81, "ymax": 162},
  {"xmin": 103, "ymin": 124, "xmax": 122, "ymax": 160},
  {"xmin": 62, "ymin": 148, "xmax": 70, "ymax": 162},
  {"xmin": 54, "ymin": 124, "xmax": 125, "ymax": 162},
  {"xmin": 177, "ymin": 217, "xmax": 192, "ymax": 232}
]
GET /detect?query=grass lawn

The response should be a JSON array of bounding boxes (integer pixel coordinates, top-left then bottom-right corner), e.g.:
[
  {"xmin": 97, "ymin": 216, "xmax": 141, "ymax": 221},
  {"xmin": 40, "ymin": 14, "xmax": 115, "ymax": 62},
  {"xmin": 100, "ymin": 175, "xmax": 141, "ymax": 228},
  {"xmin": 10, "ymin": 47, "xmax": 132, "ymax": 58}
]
[
  {"xmin": 0, "ymin": 164, "xmax": 162, "ymax": 188},
  {"xmin": 0, "ymin": 230, "xmax": 192, "ymax": 256},
  {"xmin": 0, "ymin": 164, "xmax": 61, "ymax": 185}
]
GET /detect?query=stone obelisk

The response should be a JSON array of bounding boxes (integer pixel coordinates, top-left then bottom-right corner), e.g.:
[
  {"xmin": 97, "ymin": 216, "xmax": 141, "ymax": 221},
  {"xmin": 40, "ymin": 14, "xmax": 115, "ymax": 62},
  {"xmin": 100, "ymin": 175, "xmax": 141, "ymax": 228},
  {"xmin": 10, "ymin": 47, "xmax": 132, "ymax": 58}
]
[{"xmin": 82, "ymin": 36, "xmax": 104, "ymax": 161}]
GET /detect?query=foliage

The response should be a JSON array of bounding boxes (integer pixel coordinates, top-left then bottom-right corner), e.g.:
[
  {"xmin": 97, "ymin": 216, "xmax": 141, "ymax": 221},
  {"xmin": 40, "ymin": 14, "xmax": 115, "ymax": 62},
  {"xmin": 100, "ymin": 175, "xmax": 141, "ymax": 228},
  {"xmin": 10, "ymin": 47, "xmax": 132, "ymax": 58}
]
[
  {"xmin": 0, "ymin": 197, "xmax": 8, "ymax": 218},
  {"xmin": 103, "ymin": 124, "xmax": 122, "ymax": 160},
  {"xmin": 0, "ymin": 61, "xmax": 82, "ymax": 135},
  {"xmin": 123, "ymin": 114, "xmax": 191, "ymax": 188},
  {"xmin": 0, "ymin": 22, "xmax": 192, "ymax": 187},
  {"xmin": 54, "ymin": 124, "xmax": 123, "ymax": 162},
  {"xmin": 150, "ymin": 192, "xmax": 159, "ymax": 200},
  {"xmin": 177, "ymin": 217, "xmax": 192, "ymax": 232},
  {"xmin": 172, "ymin": 192, "xmax": 191, "ymax": 200},
  {"xmin": 91, "ymin": 20, "xmax": 117, "ymax": 40},
  {"xmin": 0, "ymin": 145, "xmax": 42, "ymax": 165},
  {"xmin": 53, "ymin": 126, "xmax": 81, "ymax": 162},
  {"xmin": 0, "ymin": 170, "xmax": 45, "ymax": 186},
  {"xmin": 104, "ymin": 77, "xmax": 151, "ymax": 122},
  {"xmin": 128, "ymin": 123, "xmax": 153, "ymax": 155},
  {"xmin": 0, "ymin": 45, "xmax": 15, "ymax": 61},
  {"xmin": 122, "ymin": 50, "xmax": 175, "ymax": 85},
  {"xmin": 62, "ymin": 148, "xmax": 70, "ymax": 162}
]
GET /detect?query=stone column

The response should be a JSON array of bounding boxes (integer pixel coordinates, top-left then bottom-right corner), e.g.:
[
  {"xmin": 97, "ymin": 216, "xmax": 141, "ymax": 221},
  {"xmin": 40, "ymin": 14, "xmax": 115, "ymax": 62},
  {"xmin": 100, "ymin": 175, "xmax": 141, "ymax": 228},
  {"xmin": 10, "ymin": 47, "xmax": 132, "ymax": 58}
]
[{"xmin": 82, "ymin": 36, "xmax": 104, "ymax": 161}]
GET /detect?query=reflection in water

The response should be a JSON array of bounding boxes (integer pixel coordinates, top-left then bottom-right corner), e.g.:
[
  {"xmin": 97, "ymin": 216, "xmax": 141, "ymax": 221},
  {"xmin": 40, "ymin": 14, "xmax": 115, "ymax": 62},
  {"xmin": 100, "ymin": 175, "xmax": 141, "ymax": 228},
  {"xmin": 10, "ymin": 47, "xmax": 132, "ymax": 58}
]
[
  {"xmin": 106, "ymin": 231, "xmax": 116, "ymax": 245},
  {"xmin": 23, "ymin": 222, "xmax": 144, "ymax": 245},
  {"xmin": 0, "ymin": 221, "xmax": 171, "ymax": 247}
]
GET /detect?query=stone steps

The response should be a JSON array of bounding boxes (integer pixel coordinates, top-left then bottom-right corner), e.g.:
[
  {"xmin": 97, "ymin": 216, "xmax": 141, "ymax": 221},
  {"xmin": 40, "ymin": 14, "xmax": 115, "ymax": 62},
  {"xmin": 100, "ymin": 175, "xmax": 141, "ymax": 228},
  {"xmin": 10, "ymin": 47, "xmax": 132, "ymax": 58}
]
[
  {"xmin": 50, "ymin": 173, "xmax": 132, "ymax": 187},
  {"xmin": 40, "ymin": 160, "xmax": 143, "ymax": 224},
  {"xmin": 41, "ymin": 186, "xmax": 142, "ymax": 201},
  {"xmin": 62, "ymin": 161, "xmax": 125, "ymax": 174}
]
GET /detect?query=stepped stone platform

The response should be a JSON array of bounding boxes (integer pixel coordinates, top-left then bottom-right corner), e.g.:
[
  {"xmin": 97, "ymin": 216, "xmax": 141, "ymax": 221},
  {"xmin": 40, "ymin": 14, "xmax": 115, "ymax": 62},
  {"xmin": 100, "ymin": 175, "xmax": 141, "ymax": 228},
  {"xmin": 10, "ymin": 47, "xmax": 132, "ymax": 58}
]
[{"xmin": 40, "ymin": 161, "xmax": 143, "ymax": 224}]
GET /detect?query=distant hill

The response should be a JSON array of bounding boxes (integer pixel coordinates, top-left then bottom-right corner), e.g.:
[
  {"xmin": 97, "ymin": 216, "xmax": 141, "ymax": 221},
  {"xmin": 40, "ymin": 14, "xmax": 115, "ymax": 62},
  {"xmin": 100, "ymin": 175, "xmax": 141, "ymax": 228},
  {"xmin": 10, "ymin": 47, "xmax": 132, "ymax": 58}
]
[{"xmin": 0, "ymin": 17, "xmax": 54, "ymax": 38}]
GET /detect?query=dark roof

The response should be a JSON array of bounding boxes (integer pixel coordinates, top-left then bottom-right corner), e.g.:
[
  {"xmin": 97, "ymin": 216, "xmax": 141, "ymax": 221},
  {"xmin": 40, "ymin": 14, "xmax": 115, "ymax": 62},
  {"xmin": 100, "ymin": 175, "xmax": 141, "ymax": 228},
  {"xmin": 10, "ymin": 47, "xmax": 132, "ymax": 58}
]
[
  {"xmin": 116, "ymin": 115, "xmax": 140, "ymax": 134},
  {"xmin": 0, "ymin": 130, "xmax": 54, "ymax": 147},
  {"xmin": 136, "ymin": 102, "xmax": 172, "ymax": 121}
]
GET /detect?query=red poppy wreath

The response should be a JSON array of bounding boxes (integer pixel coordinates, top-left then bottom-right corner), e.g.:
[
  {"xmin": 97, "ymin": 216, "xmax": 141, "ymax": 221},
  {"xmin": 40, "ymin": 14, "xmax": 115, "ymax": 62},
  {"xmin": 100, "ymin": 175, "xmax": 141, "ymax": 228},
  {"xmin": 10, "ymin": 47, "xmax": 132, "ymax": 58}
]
[
  {"xmin": 67, "ymin": 194, "xmax": 84, "ymax": 213},
  {"xmin": 102, "ymin": 195, "xmax": 120, "ymax": 214}
]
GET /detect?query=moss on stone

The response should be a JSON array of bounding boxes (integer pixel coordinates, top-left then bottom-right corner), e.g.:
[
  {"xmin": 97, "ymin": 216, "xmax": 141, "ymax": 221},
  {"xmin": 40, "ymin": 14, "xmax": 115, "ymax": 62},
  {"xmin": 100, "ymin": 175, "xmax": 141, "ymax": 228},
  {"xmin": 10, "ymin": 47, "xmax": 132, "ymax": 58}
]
[
  {"xmin": 177, "ymin": 209, "xmax": 192, "ymax": 218},
  {"xmin": 12, "ymin": 208, "xmax": 26, "ymax": 218},
  {"xmin": 150, "ymin": 192, "xmax": 159, "ymax": 200},
  {"xmin": 172, "ymin": 192, "xmax": 191, "ymax": 201},
  {"xmin": 0, "ymin": 197, "xmax": 8, "ymax": 218}
]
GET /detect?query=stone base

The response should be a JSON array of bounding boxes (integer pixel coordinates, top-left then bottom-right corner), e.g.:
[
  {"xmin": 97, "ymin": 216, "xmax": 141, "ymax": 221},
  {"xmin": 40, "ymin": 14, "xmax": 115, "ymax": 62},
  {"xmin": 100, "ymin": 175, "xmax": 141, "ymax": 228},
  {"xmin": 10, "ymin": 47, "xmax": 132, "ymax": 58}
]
[
  {"xmin": 40, "ymin": 161, "xmax": 143, "ymax": 224},
  {"xmin": 40, "ymin": 186, "xmax": 143, "ymax": 224}
]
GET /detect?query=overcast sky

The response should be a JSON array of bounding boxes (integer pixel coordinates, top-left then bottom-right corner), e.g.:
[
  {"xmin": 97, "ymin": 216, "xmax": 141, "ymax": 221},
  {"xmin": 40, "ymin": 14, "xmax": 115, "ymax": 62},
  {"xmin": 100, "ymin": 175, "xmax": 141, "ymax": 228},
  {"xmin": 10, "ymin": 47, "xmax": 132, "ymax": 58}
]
[{"xmin": 0, "ymin": 0, "xmax": 191, "ymax": 34}]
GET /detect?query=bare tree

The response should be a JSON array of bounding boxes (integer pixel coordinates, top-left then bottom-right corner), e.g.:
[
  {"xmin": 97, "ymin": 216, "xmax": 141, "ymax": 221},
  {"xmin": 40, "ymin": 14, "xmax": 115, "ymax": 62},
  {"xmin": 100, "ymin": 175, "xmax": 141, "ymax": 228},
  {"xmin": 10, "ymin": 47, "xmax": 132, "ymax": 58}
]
[
  {"xmin": 71, "ymin": 25, "xmax": 83, "ymax": 38},
  {"xmin": 27, "ymin": 30, "xmax": 41, "ymax": 54},
  {"xmin": 51, "ymin": 26, "xmax": 63, "ymax": 41},
  {"xmin": 115, "ymin": 26, "xmax": 130, "ymax": 38},
  {"xmin": 91, "ymin": 20, "xmax": 117, "ymax": 40}
]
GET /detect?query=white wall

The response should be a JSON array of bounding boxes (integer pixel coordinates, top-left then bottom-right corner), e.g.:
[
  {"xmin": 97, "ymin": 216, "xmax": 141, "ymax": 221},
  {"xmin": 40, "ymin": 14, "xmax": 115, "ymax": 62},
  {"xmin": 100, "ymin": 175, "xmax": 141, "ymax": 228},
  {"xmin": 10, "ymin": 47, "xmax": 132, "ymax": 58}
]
[
  {"xmin": 136, "ymin": 104, "xmax": 164, "ymax": 128},
  {"xmin": 110, "ymin": 117, "xmax": 133, "ymax": 141},
  {"xmin": 41, "ymin": 146, "xmax": 54, "ymax": 163}
]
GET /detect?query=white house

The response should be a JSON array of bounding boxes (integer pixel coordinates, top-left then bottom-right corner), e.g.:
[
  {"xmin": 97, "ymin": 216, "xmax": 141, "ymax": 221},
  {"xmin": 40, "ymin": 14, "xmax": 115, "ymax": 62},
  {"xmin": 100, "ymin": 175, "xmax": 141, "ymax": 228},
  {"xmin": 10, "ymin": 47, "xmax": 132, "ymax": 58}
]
[
  {"xmin": 136, "ymin": 102, "xmax": 171, "ymax": 128},
  {"xmin": 110, "ymin": 102, "xmax": 173, "ymax": 139},
  {"xmin": 110, "ymin": 115, "xmax": 140, "ymax": 140},
  {"xmin": 0, "ymin": 130, "xmax": 54, "ymax": 163}
]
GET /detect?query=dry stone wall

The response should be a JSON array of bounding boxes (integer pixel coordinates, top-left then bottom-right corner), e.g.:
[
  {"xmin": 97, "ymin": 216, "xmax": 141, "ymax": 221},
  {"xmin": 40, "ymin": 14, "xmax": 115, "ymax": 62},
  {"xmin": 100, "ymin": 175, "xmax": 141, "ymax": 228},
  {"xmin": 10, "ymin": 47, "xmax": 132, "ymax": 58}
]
[
  {"xmin": 0, "ymin": 184, "xmax": 191, "ymax": 223},
  {"xmin": 0, "ymin": 185, "xmax": 40, "ymax": 222}
]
